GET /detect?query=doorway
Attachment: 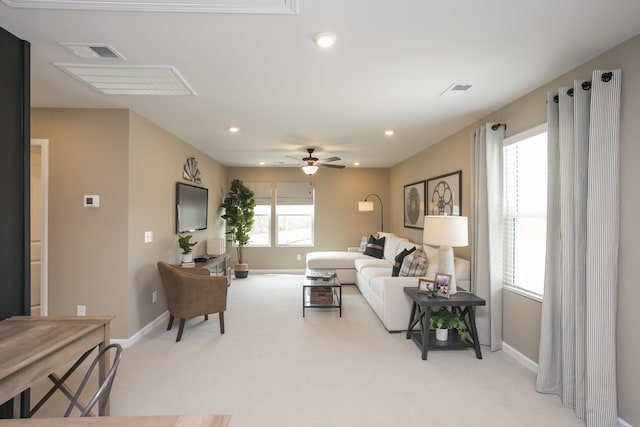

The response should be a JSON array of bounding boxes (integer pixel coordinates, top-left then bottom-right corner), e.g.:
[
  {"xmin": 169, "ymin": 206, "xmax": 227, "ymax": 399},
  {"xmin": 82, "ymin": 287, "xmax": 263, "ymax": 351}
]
[{"xmin": 30, "ymin": 139, "xmax": 48, "ymax": 316}]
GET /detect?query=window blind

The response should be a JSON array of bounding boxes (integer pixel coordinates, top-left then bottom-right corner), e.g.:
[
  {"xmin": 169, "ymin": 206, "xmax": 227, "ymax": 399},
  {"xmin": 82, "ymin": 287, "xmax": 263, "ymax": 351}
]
[
  {"xmin": 502, "ymin": 129, "xmax": 548, "ymax": 297},
  {"xmin": 276, "ymin": 182, "xmax": 314, "ymax": 205},
  {"xmin": 245, "ymin": 182, "xmax": 271, "ymax": 205}
]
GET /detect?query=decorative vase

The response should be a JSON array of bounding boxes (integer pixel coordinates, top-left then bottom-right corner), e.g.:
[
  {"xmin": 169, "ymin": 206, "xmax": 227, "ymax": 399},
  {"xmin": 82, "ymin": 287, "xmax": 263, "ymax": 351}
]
[
  {"xmin": 435, "ymin": 328, "xmax": 449, "ymax": 341},
  {"xmin": 234, "ymin": 263, "xmax": 249, "ymax": 279},
  {"xmin": 182, "ymin": 253, "xmax": 193, "ymax": 264}
]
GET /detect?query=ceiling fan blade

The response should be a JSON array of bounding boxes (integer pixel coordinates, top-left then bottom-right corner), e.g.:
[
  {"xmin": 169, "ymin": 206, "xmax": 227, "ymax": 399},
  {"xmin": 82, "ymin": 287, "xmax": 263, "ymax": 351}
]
[
  {"xmin": 285, "ymin": 155, "xmax": 302, "ymax": 161},
  {"xmin": 319, "ymin": 156, "xmax": 341, "ymax": 163},
  {"xmin": 319, "ymin": 163, "xmax": 346, "ymax": 169}
]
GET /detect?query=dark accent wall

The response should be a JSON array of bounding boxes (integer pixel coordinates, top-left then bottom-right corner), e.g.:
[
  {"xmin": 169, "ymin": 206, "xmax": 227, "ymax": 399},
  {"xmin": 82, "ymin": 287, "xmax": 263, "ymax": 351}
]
[{"xmin": 0, "ymin": 26, "xmax": 30, "ymax": 320}]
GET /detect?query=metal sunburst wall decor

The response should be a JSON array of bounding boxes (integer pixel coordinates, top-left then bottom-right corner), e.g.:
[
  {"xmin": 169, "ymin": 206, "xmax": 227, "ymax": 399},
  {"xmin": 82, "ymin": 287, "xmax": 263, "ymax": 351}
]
[{"xmin": 183, "ymin": 157, "xmax": 202, "ymax": 184}]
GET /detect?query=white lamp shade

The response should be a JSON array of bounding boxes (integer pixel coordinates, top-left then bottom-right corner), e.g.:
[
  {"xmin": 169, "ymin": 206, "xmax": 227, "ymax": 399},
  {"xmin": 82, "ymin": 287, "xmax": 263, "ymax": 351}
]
[
  {"xmin": 358, "ymin": 201, "xmax": 374, "ymax": 212},
  {"xmin": 422, "ymin": 215, "xmax": 468, "ymax": 247}
]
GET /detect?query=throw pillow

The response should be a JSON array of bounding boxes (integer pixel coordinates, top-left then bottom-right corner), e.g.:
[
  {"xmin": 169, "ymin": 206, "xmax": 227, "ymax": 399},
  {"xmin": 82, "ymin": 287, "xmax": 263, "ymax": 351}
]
[
  {"xmin": 399, "ymin": 249, "xmax": 428, "ymax": 277},
  {"xmin": 392, "ymin": 247, "xmax": 417, "ymax": 277},
  {"xmin": 364, "ymin": 235, "xmax": 385, "ymax": 259}
]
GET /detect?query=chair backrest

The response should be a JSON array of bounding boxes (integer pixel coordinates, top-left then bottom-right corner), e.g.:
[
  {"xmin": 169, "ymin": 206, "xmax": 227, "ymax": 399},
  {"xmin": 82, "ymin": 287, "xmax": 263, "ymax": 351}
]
[
  {"xmin": 157, "ymin": 261, "xmax": 228, "ymax": 318},
  {"xmin": 64, "ymin": 343, "xmax": 123, "ymax": 417}
]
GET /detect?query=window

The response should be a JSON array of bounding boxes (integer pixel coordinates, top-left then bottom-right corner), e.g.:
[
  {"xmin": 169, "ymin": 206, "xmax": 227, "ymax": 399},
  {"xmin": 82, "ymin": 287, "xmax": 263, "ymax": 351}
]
[
  {"xmin": 245, "ymin": 182, "xmax": 271, "ymax": 247},
  {"xmin": 502, "ymin": 124, "xmax": 547, "ymax": 299},
  {"xmin": 276, "ymin": 182, "xmax": 314, "ymax": 246}
]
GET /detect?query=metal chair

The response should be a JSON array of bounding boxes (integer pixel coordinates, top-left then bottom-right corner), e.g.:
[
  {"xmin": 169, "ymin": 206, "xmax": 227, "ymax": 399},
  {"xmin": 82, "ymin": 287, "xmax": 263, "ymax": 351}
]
[{"xmin": 64, "ymin": 343, "xmax": 123, "ymax": 417}]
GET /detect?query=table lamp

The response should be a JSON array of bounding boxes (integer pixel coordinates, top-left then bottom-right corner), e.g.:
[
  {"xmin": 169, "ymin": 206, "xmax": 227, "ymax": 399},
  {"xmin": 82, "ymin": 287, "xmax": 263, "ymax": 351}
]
[{"xmin": 422, "ymin": 215, "xmax": 468, "ymax": 295}]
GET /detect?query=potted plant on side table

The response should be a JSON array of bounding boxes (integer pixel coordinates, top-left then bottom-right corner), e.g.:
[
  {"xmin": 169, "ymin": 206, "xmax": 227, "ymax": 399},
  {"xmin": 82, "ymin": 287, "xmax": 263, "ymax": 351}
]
[
  {"xmin": 221, "ymin": 179, "xmax": 255, "ymax": 278},
  {"xmin": 178, "ymin": 234, "xmax": 198, "ymax": 266},
  {"xmin": 429, "ymin": 308, "xmax": 470, "ymax": 342}
]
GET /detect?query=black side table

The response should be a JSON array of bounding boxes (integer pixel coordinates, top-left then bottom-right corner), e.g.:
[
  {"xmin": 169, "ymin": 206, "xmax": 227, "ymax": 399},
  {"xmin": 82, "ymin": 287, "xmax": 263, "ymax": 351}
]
[{"xmin": 404, "ymin": 287, "xmax": 486, "ymax": 360}]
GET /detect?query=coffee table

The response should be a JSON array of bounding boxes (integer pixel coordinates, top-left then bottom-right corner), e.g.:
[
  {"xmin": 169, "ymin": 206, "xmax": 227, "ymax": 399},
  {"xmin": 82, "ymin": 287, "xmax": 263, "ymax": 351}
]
[{"xmin": 302, "ymin": 269, "xmax": 341, "ymax": 317}]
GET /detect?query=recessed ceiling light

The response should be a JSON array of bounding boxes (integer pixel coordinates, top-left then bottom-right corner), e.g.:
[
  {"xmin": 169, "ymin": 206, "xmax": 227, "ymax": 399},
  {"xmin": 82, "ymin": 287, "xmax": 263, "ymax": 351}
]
[
  {"xmin": 354, "ymin": 162, "xmax": 360, "ymax": 166},
  {"xmin": 384, "ymin": 130, "xmax": 394, "ymax": 136},
  {"xmin": 228, "ymin": 126, "xmax": 239, "ymax": 133},
  {"xmin": 259, "ymin": 161, "xmax": 265, "ymax": 166},
  {"xmin": 314, "ymin": 32, "xmax": 336, "ymax": 48}
]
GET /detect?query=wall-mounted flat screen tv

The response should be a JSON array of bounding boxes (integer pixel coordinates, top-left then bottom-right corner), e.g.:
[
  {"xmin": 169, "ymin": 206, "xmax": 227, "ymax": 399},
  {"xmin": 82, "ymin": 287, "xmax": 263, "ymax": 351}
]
[{"xmin": 176, "ymin": 182, "xmax": 208, "ymax": 233}]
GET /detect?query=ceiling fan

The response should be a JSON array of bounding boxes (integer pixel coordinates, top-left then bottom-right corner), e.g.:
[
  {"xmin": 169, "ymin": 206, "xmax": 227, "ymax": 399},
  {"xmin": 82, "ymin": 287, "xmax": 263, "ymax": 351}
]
[{"xmin": 287, "ymin": 148, "xmax": 345, "ymax": 175}]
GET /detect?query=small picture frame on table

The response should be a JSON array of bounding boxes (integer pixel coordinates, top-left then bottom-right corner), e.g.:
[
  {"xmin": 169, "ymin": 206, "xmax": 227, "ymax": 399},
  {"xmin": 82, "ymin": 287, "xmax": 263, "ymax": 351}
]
[
  {"xmin": 417, "ymin": 278, "xmax": 435, "ymax": 297},
  {"xmin": 434, "ymin": 273, "xmax": 452, "ymax": 298}
]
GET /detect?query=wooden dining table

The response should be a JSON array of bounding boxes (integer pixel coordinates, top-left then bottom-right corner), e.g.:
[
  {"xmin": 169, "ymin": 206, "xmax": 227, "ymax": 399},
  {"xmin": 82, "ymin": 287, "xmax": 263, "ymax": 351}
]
[
  {"xmin": 0, "ymin": 316, "xmax": 114, "ymax": 418},
  {"xmin": 0, "ymin": 414, "xmax": 231, "ymax": 426}
]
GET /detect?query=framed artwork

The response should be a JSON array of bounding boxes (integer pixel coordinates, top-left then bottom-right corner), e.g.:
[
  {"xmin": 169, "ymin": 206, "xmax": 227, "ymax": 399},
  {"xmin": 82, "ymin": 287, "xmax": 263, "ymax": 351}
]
[
  {"xmin": 434, "ymin": 272, "xmax": 452, "ymax": 298},
  {"xmin": 417, "ymin": 278, "xmax": 435, "ymax": 296},
  {"xmin": 404, "ymin": 180, "xmax": 425, "ymax": 229},
  {"xmin": 426, "ymin": 170, "xmax": 462, "ymax": 216}
]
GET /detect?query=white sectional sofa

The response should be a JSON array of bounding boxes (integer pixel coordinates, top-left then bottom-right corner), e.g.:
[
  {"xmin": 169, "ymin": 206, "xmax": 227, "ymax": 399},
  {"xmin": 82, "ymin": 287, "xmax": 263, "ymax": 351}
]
[{"xmin": 306, "ymin": 234, "xmax": 471, "ymax": 332}]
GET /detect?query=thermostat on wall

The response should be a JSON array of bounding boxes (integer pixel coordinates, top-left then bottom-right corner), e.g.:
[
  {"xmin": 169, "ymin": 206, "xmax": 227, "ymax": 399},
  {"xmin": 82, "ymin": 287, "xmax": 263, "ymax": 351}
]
[{"xmin": 84, "ymin": 195, "xmax": 100, "ymax": 208}]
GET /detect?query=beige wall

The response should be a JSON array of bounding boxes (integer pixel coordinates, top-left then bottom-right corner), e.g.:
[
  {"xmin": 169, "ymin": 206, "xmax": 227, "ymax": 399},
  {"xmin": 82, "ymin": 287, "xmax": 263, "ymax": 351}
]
[
  {"xmin": 31, "ymin": 109, "xmax": 227, "ymax": 338},
  {"xmin": 389, "ymin": 130, "xmax": 472, "ymax": 259},
  {"xmin": 31, "ymin": 109, "xmax": 130, "ymax": 337},
  {"xmin": 127, "ymin": 112, "xmax": 227, "ymax": 336},
  {"xmin": 227, "ymin": 167, "xmax": 389, "ymax": 269},
  {"xmin": 390, "ymin": 34, "xmax": 640, "ymax": 425}
]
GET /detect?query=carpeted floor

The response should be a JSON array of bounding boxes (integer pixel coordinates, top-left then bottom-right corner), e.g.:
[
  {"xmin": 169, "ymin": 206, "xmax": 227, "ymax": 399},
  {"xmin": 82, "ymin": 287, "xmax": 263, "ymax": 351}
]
[{"xmin": 32, "ymin": 274, "xmax": 582, "ymax": 426}]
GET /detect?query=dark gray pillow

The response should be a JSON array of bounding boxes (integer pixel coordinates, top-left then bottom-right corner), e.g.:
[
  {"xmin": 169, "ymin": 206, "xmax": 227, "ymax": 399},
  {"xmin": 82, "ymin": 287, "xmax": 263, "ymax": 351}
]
[
  {"xmin": 392, "ymin": 246, "xmax": 417, "ymax": 277},
  {"xmin": 364, "ymin": 235, "xmax": 385, "ymax": 259}
]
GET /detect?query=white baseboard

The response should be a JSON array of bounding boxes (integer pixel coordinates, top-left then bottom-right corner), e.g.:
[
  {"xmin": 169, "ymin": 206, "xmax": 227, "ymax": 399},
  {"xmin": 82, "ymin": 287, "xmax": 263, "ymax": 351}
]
[
  {"xmin": 502, "ymin": 342, "xmax": 632, "ymax": 427},
  {"xmin": 617, "ymin": 417, "xmax": 633, "ymax": 427},
  {"xmin": 501, "ymin": 341, "xmax": 538, "ymax": 374},
  {"xmin": 111, "ymin": 310, "xmax": 169, "ymax": 348}
]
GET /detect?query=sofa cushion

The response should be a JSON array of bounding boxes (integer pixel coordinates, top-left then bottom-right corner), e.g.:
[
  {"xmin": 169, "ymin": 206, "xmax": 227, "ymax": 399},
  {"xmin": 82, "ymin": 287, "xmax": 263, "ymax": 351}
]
[
  {"xmin": 392, "ymin": 246, "xmax": 417, "ymax": 277},
  {"xmin": 364, "ymin": 235, "xmax": 385, "ymax": 259},
  {"xmin": 383, "ymin": 236, "xmax": 408, "ymax": 263},
  {"xmin": 355, "ymin": 257, "xmax": 390, "ymax": 272},
  {"xmin": 399, "ymin": 249, "xmax": 428, "ymax": 277},
  {"xmin": 359, "ymin": 266, "xmax": 392, "ymax": 282},
  {"xmin": 307, "ymin": 251, "xmax": 369, "ymax": 269}
]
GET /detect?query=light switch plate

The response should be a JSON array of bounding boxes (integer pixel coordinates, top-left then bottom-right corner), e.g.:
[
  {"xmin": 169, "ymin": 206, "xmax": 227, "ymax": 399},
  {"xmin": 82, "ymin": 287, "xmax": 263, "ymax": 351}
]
[{"xmin": 144, "ymin": 231, "xmax": 153, "ymax": 243}]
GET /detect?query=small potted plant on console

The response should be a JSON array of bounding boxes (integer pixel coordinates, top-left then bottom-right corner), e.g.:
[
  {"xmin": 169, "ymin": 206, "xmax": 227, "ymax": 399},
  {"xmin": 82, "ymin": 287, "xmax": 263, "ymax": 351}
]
[{"xmin": 178, "ymin": 234, "xmax": 197, "ymax": 266}]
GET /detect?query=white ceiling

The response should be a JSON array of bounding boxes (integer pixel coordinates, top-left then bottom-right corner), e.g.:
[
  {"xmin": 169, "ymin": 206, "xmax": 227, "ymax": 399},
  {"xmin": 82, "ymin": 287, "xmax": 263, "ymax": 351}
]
[{"xmin": 2, "ymin": 0, "xmax": 640, "ymax": 168}]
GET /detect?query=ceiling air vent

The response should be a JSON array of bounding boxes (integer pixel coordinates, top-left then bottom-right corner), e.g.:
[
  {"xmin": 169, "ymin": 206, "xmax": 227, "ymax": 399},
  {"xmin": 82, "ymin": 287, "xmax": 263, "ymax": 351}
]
[
  {"xmin": 53, "ymin": 64, "xmax": 197, "ymax": 96},
  {"xmin": 439, "ymin": 83, "xmax": 473, "ymax": 97},
  {"xmin": 60, "ymin": 43, "xmax": 125, "ymax": 60}
]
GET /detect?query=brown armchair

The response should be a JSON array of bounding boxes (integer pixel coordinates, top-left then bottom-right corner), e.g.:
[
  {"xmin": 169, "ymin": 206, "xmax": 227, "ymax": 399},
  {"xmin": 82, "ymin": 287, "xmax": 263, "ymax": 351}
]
[{"xmin": 157, "ymin": 261, "xmax": 228, "ymax": 342}]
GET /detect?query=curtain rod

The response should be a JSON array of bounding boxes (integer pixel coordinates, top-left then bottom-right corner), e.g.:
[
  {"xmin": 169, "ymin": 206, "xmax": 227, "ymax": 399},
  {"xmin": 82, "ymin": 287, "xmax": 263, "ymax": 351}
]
[
  {"xmin": 553, "ymin": 71, "xmax": 613, "ymax": 103},
  {"xmin": 490, "ymin": 123, "xmax": 506, "ymax": 131}
]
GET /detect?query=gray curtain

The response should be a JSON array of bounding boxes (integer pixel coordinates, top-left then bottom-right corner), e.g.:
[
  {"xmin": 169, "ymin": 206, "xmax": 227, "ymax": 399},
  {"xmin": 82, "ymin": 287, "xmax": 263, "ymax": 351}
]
[
  {"xmin": 470, "ymin": 123, "xmax": 504, "ymax": 351},
  {"xmin": 536, "ymin": 70, "xmax": 621, "ymax": 426}
]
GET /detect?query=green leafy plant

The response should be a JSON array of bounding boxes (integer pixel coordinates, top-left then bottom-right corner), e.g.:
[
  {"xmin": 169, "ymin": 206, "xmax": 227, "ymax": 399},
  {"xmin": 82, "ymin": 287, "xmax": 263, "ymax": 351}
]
[
  {"xmin": 429, "ymin": 308, "xmax": 470, "ymax": 342},
  {"xmin": 221, "ymin": 179, "xmax": 255, "ymax": 265},
  {"xmin": 178, "ymin": 234, "xmax": 197, "ymax": 254}
]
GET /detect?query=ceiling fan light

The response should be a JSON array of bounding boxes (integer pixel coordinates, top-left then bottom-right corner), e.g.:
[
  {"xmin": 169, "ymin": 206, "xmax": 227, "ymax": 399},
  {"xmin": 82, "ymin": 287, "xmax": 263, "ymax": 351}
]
[{"xmin": 302, "ymin": 164, "xmax": 319, "ymax": 175}]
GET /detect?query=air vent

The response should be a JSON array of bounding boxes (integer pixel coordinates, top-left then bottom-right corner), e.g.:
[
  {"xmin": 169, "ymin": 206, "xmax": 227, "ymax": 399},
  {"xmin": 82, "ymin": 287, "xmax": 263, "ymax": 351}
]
[
  {"xmin": 60, "ymin": 43, "xmax": 125, "ymax": 60},
  {"xmin": 439, "ymin": 83, "xmax": 473, "ymax": 97},
  {"xmin": 53, "ymin": 64, "xmax": 197, "ymax": 96}
]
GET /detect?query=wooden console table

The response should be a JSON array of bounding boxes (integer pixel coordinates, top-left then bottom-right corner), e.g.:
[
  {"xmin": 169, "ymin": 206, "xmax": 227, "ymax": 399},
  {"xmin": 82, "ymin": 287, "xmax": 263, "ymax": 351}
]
[
  {"xmin": 180, "ymin": 253, "xmax": 232, "ymax": 285},
  {"xmin": 0, "ymin": 316, "xmax": 113, "ymax": 418},
  {"xmin": 404, "ymin": 287, "xmax": 485, "ymax": 360}
]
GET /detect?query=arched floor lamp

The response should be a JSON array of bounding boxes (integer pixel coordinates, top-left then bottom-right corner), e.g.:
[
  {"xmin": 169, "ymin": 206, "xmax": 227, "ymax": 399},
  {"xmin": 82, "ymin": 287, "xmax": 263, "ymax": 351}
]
[{"xmin": 358, "ymin": 193, "xmax": 384, "ymax": 232}]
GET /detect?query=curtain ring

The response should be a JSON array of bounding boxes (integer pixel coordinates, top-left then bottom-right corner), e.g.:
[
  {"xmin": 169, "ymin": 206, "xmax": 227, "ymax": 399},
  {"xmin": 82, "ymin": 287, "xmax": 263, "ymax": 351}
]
[
  {"xmin": 567, "ymin": 88, "xmax": 574, "ymax": 97},
  {"xmin": 601, "ymin": 72, "xmax": 613, "ymax": 82},
  {"xmin": 582, "ymin": 81, "xmax": 592, "ymax": 91}
]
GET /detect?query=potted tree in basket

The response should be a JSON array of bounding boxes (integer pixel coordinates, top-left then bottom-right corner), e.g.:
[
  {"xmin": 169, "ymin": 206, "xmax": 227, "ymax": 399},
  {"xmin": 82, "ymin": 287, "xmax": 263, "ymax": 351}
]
[
  {"xmin": 178, "ymin": 234, "xmax": 197, "ymax": 265},
  {"xmin": 221, "ymin": 179, "xmax": 255, "ymax": 278},
  {"xmin": 429, "ymin": 308, "xmax": 470, "ymax": 342}
]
